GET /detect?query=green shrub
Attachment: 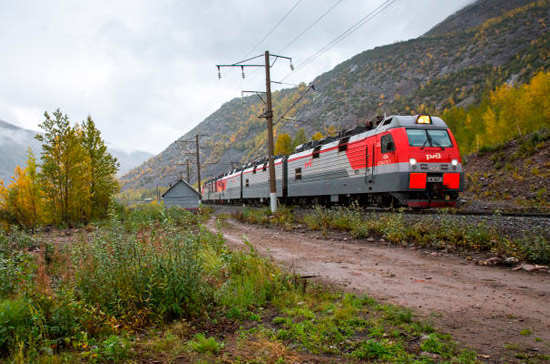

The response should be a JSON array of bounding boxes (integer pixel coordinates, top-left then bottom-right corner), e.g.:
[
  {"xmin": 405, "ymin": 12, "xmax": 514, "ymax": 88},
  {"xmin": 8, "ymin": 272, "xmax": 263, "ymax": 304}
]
[
  {"xmin": 0, "ymin": 252, "xmax": 35, "ymax": 298},
  {"xmin": 187, "ymin": 333, "xmax": 223, "ymax": 354},
  {"xmin": 216, "ymin": 245, "xmax": 288, "ymax": 319},
  {"xmin": 93, "ymin": 335, "xmax": 129, "ymax": 362},
  {"xmin": 0, "ymin": 298, "xmax": 33, "ymax": 355},
  {"xmin": 351, "ymin": 339, "xmax": 394, "ymax": 360},
  {"xmin": 420, "ymin": 333, "xmax": 446, "ymax": 354},
  {"xmin": 71, "ymin": 218, "xmax": 209, "ymax": 324}
]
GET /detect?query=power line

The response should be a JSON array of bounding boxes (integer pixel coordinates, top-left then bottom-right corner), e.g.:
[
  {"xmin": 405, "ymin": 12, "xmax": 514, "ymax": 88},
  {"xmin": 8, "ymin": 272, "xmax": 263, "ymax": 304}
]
[
  {"xmin": 244, "ymin": 0, "xmax": 304, "ymax": 58},
  {"xmin": 279, "ymin": 0, "xmax": 345, "ymax": 53},
  {"xmin": 273, "ymin": 84, "xmax": 316, "ymax": 129},
  {"xmin": 246, "ymin": 0, "xmax": 345, "ymax": 86},
  {"xmin": 280, "ymin": 0, "xmax": 399, "ymax": 81}
]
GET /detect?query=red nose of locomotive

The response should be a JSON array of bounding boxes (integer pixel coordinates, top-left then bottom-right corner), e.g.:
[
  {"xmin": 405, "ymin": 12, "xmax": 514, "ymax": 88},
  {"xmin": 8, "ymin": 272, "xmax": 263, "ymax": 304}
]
[{"xmin": 394, "ymin": 115, "xmax": 463, "ymax": 208}]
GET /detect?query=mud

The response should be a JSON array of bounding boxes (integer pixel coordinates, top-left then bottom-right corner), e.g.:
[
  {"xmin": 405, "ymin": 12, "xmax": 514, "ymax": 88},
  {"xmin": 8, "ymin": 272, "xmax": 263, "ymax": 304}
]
[{"xmin": 206, "ymin": 218, "xmax": 550, "ymax": 362}]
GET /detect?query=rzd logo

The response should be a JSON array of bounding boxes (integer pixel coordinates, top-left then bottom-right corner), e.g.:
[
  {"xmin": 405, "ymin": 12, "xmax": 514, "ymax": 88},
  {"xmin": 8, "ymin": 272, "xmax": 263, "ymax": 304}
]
[
  {"xmin": 426, "ymin": 153, "xmax": 441, "ymax": 160},
  {"xmin": 304, "ymin": 160, "xmax": 313, "ymax": 168}
]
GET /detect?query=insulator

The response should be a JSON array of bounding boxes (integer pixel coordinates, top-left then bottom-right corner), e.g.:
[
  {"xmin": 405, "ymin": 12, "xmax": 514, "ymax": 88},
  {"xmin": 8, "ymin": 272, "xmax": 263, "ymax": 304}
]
[
  {"xmin": 290, "ymin": 61, "xmax": 294, "ymax": 71},
  {"xmin": 241, "ymin": 65, "xmax": 245, "ymax": 79}
]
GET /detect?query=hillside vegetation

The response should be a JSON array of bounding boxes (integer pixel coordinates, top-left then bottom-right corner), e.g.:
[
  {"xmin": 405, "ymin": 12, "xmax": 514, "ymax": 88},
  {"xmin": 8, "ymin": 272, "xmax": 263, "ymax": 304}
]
[{"xmin": 121, "ymin": 0, "xmax": 550, "ymax": 192}]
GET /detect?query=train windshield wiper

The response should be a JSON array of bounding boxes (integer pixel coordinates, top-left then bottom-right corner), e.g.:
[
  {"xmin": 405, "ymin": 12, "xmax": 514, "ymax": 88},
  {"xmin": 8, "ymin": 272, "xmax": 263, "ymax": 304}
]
[
  {"xmin": 420, "ymin": 132, "xmax": 430, "ymax": 150},
  {"xmin": 432, "ymin": 140, "xmax": 445, "ymax": 150}
]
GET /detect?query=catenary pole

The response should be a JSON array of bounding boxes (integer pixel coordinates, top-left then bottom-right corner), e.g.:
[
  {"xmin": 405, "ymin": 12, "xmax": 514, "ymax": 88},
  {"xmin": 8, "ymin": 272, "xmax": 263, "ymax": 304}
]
[
  {"xmin": 264, "ymin": 51, "xmax": 277, "ymax": 212},
  {"xmin": 195, "ymin": 134, "xmax": 201, "ymax": 195},
  {"xmin": 216, "ymin": 52, "xmax": 293, "ymax": 212}
]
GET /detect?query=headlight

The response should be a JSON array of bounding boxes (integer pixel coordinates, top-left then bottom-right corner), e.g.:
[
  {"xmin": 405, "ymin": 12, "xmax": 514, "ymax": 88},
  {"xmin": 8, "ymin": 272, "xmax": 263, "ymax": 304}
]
[
  {"xmin": 451, "ymin": 159, "xmax": 458, "ymax": 166},
  {"xmin": 409, "ymin": 158, "xmax": 417, "ymax": 165}
]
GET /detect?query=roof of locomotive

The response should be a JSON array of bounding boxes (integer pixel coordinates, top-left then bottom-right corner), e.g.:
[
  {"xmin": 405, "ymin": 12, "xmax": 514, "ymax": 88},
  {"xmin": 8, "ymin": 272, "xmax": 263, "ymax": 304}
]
[{"xmin": 378, "ymin": 115, "xmax": 448, "ymax": 131}]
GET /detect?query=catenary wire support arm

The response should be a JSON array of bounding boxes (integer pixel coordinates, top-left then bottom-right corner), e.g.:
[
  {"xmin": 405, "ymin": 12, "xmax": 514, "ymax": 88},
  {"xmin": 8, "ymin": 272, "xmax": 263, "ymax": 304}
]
[{"xmin": 216, "ymin": 51, "xmax": 294, "ymax": 212}]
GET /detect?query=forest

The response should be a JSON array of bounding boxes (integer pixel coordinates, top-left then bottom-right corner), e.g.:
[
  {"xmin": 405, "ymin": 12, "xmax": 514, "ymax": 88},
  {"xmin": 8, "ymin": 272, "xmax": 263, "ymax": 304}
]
[{"xmin": 443, "ymin": 70, "xmax": 550, "ymax": 155}]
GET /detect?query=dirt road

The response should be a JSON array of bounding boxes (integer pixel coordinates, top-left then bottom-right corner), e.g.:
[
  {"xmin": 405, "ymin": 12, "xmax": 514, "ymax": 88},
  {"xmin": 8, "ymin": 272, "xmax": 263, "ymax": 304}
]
[{"xmin": 207, "ymin": 218, "xmax": 550, "ymax": 362}]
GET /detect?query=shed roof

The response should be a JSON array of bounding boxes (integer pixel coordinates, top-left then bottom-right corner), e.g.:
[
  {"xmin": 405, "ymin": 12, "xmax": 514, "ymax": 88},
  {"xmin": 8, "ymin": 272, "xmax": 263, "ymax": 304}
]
[{"xmin": 161, "ymin": 179, "xmax": 201, "ymax": 198}]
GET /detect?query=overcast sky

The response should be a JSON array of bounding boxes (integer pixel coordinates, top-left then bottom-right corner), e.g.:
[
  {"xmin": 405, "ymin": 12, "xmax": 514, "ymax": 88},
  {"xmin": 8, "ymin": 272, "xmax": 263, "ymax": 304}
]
[{"xmin": 1, "ymin": 0, "xmax": 474, "ymax": 154}]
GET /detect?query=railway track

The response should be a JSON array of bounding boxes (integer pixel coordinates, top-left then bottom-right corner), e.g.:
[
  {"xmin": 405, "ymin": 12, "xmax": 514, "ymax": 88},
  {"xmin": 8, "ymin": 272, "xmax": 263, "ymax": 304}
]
[
  {"xmin": 208, "ymin": 203, "xmax": 550, "ymax": 219},
  {"xmin": 359, "ymin": 207, "xmax": 550, "ymax": 219},
  {"xmin": 209, "ymin": 203, "xmax": 550, "ymax": 239}
]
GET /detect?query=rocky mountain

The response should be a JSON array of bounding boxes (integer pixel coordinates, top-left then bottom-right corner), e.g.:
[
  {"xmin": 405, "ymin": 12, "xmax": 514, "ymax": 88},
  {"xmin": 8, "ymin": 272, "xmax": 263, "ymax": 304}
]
[
  {"xmin": 120, "ymin": 0, "xmax": 550, "ymax": 191},
  {"xmin": 0, "ymin": 120, "xmax": 41, "ymax": 183},
  {"xmin": 0, "ymin": 119, "xmax": 152, "ymax": 183}
]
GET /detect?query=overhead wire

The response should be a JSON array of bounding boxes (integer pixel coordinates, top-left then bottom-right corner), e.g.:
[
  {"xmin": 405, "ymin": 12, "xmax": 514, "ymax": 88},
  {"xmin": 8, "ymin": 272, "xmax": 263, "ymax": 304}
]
[
  {"xmin": 279, "ymin": 0, "xmax": 345, "ymax": 53},
  {"xmin": 243, "ymin": 0, "xmax": 304, "ymax": 58},
  {"xmin": 272, "ymin": 83, "xmax": 316, "ymax": 128},
  {"xmin": 279, "ymin": 0, "xmax": 399, "ymax": 82}
]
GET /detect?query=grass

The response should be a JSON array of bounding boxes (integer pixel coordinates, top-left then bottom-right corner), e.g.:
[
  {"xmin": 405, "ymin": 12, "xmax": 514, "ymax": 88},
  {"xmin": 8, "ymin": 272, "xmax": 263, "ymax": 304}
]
[
  {"xmin": 187, "ymin": 333, "xmax": 224, "ymax": 354},
  {"xmin": 234, "ymin": 205, "xmax": 550, "ymax": 265},
  {"xmin": 0, "ymin": 203, "xmax": 482, "ymax": 363}
]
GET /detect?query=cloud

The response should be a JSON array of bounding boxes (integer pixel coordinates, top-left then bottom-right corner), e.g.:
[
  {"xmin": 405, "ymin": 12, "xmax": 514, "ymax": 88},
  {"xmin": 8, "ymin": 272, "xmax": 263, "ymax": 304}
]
[{"xmin": 0, "ymin": 0, "xmax": 474, "ymax": 154}]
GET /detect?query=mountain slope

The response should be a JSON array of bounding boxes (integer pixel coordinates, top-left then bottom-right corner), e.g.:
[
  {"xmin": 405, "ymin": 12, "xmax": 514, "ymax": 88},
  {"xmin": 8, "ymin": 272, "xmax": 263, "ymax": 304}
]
[
  {"xmin": 0, "ymin": 119, "xmax": 152, "ymax": 182},
  {"xmin": 0, "ymin": 120, "xmax": 41, "ymax": 183},
  {"xmin": 121, "ymin": 0, "xmax": 550, "ymax": 191}
]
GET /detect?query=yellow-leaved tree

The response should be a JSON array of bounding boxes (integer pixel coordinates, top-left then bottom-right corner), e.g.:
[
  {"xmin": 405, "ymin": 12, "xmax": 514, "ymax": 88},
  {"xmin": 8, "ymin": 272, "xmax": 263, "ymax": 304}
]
[
  {"xmin": 0, "ymin": 150, "xmax": 44, "ymax": 229},
  {"xmin": 312, "ymin": 132, "xmax": 324, "ymax": 141},
  {"xmin": 274, "ymin": 133, "xmax": 293, "ymax": 155},
  {"xmin": 35, "ymin": 109, "xmax": 118, "ymax": 225},
  {"xmin": 81, "ymin": 116, "xmax": 120, "ymax": 219}
]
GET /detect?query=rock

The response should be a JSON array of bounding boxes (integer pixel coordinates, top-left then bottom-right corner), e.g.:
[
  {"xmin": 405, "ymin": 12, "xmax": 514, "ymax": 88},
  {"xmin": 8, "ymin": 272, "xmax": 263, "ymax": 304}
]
[
  {"xmin": 512, "ymin": 264, "xmax": 549, "ymax": 272},
  {"xmin": 478, "ymin": 257, "xmax": 502, "ymax": 266},
  {"xmin": 503, "ymin": 257, "xmax": 519, "ymax": 265},
  {"xmin": 420, "ymin": 352, "xmax": 440, "ymax": 360}
]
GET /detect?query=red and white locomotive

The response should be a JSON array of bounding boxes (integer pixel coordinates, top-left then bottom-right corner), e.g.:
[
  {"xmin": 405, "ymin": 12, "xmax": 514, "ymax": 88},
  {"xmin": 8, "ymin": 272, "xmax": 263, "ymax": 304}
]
[{"xmin": 202, "ymin": 115, "xmax": 464, "ymax": 208}]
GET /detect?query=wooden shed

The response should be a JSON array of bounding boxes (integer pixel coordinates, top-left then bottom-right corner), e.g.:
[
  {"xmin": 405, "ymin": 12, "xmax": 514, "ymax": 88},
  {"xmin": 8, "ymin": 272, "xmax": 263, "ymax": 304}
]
[{"xmin": 161, "ymin": 179, "xmax": 201, "ymax": 209}]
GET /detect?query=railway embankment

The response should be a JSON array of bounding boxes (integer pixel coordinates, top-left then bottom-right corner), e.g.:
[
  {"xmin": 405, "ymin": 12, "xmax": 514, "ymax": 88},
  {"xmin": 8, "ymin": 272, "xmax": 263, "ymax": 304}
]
[{"xmin": 462, "ymin": 129, "xmax": 550, "ymax": 212}]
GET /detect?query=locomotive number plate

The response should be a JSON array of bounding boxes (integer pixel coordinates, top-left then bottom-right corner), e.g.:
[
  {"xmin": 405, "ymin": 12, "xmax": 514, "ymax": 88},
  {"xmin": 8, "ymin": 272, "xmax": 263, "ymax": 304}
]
[{"xmin": 427, "ymin": 176, "xmax": 443, "ymax": 183}]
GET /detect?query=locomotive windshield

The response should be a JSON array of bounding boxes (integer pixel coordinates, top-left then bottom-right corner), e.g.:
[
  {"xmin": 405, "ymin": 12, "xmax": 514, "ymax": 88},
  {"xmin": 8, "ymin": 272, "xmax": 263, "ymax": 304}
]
[{"xmin": 406, "ymin": 129, "xmax": 452, "ymax": 148}]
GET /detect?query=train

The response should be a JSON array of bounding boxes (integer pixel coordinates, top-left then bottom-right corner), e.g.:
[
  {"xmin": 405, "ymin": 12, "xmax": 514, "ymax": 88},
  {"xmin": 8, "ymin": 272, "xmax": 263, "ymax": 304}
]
[{"xmin": 201, "ymin": 114, "xmax": 464, "ymax": 208}]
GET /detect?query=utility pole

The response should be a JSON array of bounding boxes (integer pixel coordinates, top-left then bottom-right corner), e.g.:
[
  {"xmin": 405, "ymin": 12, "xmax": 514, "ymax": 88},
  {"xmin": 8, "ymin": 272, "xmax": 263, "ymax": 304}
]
[
  {"xmin": 195, "ymin": 134, "xmax": 201, "ymax": 195},
  {"xmin": 175, "ymin": 160, "xmax": 192, "ymax": 183},
  {"xmin": 176, "ymin": 135, "xmax": 208, "ymax": 194},
  {"xmin": 216, "ymin": 51, "xmax": 293, "ymax": 212},
  {"xmin": 263, "ymin": 51, "xmax": 277, "ymax": 213}
]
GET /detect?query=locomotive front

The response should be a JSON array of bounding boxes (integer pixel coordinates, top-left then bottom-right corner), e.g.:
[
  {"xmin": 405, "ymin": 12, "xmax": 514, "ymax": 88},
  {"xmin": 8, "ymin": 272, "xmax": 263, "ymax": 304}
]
[{"xmin": 389, "ymin": 115, "xmax": 464, "ymax": 207}]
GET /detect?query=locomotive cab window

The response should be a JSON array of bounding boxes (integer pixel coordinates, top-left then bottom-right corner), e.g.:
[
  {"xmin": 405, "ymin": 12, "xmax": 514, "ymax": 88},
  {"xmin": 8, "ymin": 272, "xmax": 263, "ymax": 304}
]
[
  {"xmin": 381, "ymin": 134, "xmax": 395, "ymax": 153},
  {"xmin": 262, "ymin": 163, "xmax": 267, "ymax": 172},
  {"xmin": 295, "ymin": 168, "xmax": 302, "ymax": 181},
  {"xmin": 338, "ymin": 137, "xmax": 349, "ymax": 152},
  {"xmin": 312, "ymin": 146, "xmax": 321, "ymax": 159},
  {"xmin": 406, "ymin": 129, "xmax": 452, "ymax": 148}
]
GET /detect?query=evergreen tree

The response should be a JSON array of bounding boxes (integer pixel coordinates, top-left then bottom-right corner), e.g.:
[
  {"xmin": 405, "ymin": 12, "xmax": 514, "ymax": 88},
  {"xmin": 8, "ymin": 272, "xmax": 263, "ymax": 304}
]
[{"xmin": 292, "ymin": 128, "xmax": 307, "ymax": 148}]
